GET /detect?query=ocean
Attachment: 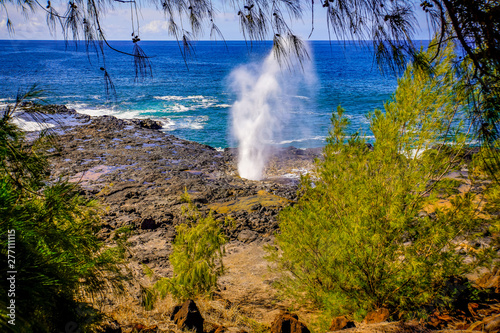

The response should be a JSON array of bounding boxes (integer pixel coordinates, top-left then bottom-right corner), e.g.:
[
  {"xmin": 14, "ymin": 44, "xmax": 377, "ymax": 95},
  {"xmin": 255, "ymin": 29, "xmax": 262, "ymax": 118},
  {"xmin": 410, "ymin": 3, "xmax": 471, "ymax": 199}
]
[{"xmin": 0, "ymin": 40, "xmax": 413, "ymax": 149}]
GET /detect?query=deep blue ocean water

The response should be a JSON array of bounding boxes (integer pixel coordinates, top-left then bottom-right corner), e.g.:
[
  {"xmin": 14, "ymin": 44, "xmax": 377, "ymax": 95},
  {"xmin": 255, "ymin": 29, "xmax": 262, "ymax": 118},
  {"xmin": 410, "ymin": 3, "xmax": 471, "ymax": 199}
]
[{"xmin": 0, "ymin": 40, "xmax": 424, "ymax": 148}]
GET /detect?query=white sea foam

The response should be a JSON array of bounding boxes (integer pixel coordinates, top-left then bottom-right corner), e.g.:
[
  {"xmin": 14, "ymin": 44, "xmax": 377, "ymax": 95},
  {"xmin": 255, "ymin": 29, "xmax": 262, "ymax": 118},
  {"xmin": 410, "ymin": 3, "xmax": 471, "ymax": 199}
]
[
  {"xmin": 170, "ymin": 104, "xmax": 191, "ymax": 113},
  {"xmin": 12, "ymin": 117, "xmax": 56, "ymax": 131},
  {"xmin": 154, "ymin": 96, "xmax": 185, "ymax": 101},
  {"xmin": 154, "ymin": 95, "xmax": 206, "ymax": 101},
  {"xmin": 188, "ymin": 123, "xmax": 204, "ymax": 130},
  {"xmin": 10, "ymin": 111, "xmax": 89, "ymax": 132},
  {"xmin": 159, "ymin": 118, "xmax": 176, "ymax": 130},
  {"xmin": 67, "ymin": 102, "xmax": 140, "ymax": 119},
  {"xmin": 346, "ymin": 114, "xmax": 370, "ymax": 124},
  {"xmin": 66, "ymin": 101, "xmax": 210, "ymax": 132},
  {"xmin": 230, "ymin": 41, "xmax": 316, "ymax": 180},
  {"xmin": 275, "ymin": 136, "xmax": 327, "ymax": 145},
  {"xmin": 406, "ymin": 149, "xmax": 426, "ymax": 159},
  {"xmin": 160, "ymin": 116, "xmax": 208, "ymax": 131},
  {"xmin": 154, "ymin": 95, "xmax": 221, "ymax": 112},
  {"xmin": 170, "ymin": 102, "xmax": 216, "ymax": 112},
  {"xmin": 56, "ymin": 95, "xmax": 84, "ymax": 99}
]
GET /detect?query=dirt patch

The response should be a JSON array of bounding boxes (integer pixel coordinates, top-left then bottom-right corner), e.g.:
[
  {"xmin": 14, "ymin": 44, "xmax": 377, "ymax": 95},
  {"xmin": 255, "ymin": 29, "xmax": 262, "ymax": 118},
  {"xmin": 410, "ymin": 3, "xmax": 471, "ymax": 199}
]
[{"xmin": 217, "ymin": 241, "xmax": 286, "ymax": 325}]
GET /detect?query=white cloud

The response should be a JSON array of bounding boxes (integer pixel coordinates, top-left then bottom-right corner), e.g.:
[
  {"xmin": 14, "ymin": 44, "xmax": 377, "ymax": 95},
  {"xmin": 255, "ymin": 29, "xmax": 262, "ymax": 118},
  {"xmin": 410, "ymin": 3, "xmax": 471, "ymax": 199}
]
[
  {"xmin": 0, "ymin": 9, "xmax": 53, "ymax": 39},
  {"xmin": 142, "ymin": 20, "xmax": 169, "ymax": 34}
]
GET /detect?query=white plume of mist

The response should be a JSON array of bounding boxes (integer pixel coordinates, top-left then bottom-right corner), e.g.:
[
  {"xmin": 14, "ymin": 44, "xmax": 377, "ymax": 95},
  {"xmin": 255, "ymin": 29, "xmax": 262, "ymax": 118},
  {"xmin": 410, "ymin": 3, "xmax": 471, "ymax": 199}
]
[{"xmin": 230, "ymin": 41, "xmax": 315, "ymax": 181}]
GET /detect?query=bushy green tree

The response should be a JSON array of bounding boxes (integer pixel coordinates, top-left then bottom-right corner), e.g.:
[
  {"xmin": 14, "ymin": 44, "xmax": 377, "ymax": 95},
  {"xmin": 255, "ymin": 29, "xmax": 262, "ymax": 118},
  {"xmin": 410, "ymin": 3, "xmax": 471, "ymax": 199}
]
[
  {"xmin": 269, "ymin": 42, "xmax": 495, "ymax": 319},
  {"xmin": 0, "ymin": 91, "xmax": 124, "ymax": 332},
  {"xmin": 154, "ymin": 195, "xmax": 226, "ymax": 301}
]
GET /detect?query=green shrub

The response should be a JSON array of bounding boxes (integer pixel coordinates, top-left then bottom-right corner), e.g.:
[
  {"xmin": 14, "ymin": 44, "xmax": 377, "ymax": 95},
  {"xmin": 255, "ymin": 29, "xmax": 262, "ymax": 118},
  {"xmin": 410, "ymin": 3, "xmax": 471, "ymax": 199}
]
[
  {"xmin": 154, "ymin": 195, "xmax": 227, "ymax": 301},
  {"xmin": 269, "ymin": 42, "xmax": 495, "ymax": 319},
  {"xmin": 0, "ymin": 91, "xmax": 124, "ymax": 332}
]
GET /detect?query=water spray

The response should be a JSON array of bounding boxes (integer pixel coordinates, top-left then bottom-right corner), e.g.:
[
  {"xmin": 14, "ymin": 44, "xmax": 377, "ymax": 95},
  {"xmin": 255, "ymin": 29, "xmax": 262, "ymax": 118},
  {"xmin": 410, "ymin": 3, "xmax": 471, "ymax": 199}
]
[{"xmin": 230, "ymin": 42, "xmax": 314, "ymax": 180}]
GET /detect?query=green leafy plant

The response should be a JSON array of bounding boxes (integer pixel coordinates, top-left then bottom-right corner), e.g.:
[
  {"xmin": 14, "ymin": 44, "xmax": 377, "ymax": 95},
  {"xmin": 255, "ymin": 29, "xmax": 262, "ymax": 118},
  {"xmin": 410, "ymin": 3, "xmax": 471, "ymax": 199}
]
[
  {"xmin": 0, "ymin": 89, "xmax": 124, "ymax": 332},
  {"xmin": 154, "ymin": 193, "xmax": 227, "ymax": 301},
  {"xmin": 268, "ymin": 42, "xmax": 495, "ymax": 319}
]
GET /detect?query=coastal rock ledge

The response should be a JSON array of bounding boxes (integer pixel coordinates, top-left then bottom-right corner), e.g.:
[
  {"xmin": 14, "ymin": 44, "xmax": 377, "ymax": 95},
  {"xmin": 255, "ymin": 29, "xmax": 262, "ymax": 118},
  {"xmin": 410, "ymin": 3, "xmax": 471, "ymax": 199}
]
[{"xmin": 33, "ymin": 104, "xmax": 319, "ymax": 278}]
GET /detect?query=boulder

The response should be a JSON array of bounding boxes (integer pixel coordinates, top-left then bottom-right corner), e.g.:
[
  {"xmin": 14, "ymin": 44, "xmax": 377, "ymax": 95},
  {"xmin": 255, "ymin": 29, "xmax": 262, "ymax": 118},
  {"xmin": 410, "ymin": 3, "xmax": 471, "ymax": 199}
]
[
  {"xmin": 271, "ymin": 312, "xmax": 310, "ymax": 333},
  {"xmin": 363, "ymin": 308, "xmax": 390, "ymax": 324},
  {"xmin": 237, "ymin": 230, "xmax": 258, "ymax": 243},
  {"xmin": 133, "ymin": 118, "xmax": 162, "ymax": 130},
  {"xmin": 329, "ymin": 316, "xmax": 355, "ymax": 331},
  {"xmin": 170, "ymin": 304, "xmax": 182, "ymax": 319},
  {"xmin": 171, "ymin": 299, "xmax": 204, "ymax": 333}
]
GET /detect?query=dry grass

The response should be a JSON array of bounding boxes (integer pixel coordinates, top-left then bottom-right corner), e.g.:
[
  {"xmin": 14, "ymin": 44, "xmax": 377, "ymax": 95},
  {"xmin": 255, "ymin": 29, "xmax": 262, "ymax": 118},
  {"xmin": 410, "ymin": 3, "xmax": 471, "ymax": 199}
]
[
  {"xmin": 95, "ymin": 288, "xmax": 275, "ymax": 332},
  {"xmin": 88, "ymin": 240, "xmax": 328, "ymax": 332},
  {"xmin": 332, "ymin": 321, "xmax": 431, "ymax": 333},
  {"xmin": 85, "ymin": 260, "xmax": 274, "ymax": 332}
]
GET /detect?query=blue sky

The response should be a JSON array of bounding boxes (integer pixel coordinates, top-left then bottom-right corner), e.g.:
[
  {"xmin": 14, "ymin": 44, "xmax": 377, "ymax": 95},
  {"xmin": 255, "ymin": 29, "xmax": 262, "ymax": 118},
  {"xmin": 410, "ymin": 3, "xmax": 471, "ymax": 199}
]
[{"xmin": 0, "ymin": 1, "xmax": 432, "ymax": 41}]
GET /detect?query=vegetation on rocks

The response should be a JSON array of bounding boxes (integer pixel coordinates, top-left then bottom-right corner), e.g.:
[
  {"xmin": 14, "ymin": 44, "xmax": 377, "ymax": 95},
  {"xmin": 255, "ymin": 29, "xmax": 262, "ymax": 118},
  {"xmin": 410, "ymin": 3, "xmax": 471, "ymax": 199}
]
[
  {"xmin": 154, "ymin": 193, "xmax": 227, "ymax": 301},
  {"xmin": 0, "ymin": 83, "xmax": 498, "ymax": 331},
  {"xmin": 0, "ymin": 91, "xmax": 124, "ymax": 332},
  {"xmin": 269, "ymin": 42, "xmax": 498, "ymax": 323}
]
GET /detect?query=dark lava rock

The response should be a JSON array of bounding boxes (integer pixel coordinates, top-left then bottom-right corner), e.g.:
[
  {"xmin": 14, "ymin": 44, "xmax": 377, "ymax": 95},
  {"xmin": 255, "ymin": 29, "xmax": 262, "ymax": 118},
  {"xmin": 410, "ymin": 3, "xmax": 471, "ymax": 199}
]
[
  {"xmin": 271, "ymin": 312, "xmax": 310, "ymax": 333},
  {"xmin": 45, "ymin": 107, "xmax": 319, "ymax": 277},
  {"xmin": 21, "ymin": 102, "xmax": 72, "ymax": 114},
  {"xmin": 132, "ymin": 118, "xmax": 163, "ymax": 130},
  {"xmin": 171, "ymin": 299, "xmax": 204, "ymax": 333}
]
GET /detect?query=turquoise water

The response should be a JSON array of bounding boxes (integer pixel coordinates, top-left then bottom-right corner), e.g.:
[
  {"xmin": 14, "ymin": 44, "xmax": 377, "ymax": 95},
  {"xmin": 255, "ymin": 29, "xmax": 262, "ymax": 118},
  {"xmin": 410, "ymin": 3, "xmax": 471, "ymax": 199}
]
[{"xmin": 0, "ymin": 40, "xmax": 412, "ymax": 148}]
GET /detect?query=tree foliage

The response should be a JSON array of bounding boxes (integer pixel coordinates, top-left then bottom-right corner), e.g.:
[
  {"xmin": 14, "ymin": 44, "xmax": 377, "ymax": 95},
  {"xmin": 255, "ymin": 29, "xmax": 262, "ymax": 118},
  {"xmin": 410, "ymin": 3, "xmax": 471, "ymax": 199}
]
[
  {"xmin": 430, "ymin": 0, "xmax": 500, "ymax": 147},
  {"xmin": 154, "ymin": 194, "xmax": 227, "ymax": 301},
  {"xmin": 0, "ymin": 90, "xmax": 124, "ymax": 332},
  {"xmin": 268, "ymin": 42, "xmax": 496, "ymax": 319}
]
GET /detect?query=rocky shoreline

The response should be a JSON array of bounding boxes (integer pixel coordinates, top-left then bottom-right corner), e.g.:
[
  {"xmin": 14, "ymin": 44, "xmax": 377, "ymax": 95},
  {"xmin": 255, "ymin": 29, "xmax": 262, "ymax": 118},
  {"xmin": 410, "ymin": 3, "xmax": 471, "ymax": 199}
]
[
  {"xmin": 20, "ymin": 104, "xmax": 500, "ymax": 333},
  {"xmin": 33, "ymin": 104, "xmax": 321, "ymax": 278},
  {"xmin": 17, "ymin": 103, "xmax": 329, "ymax": 332}
]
